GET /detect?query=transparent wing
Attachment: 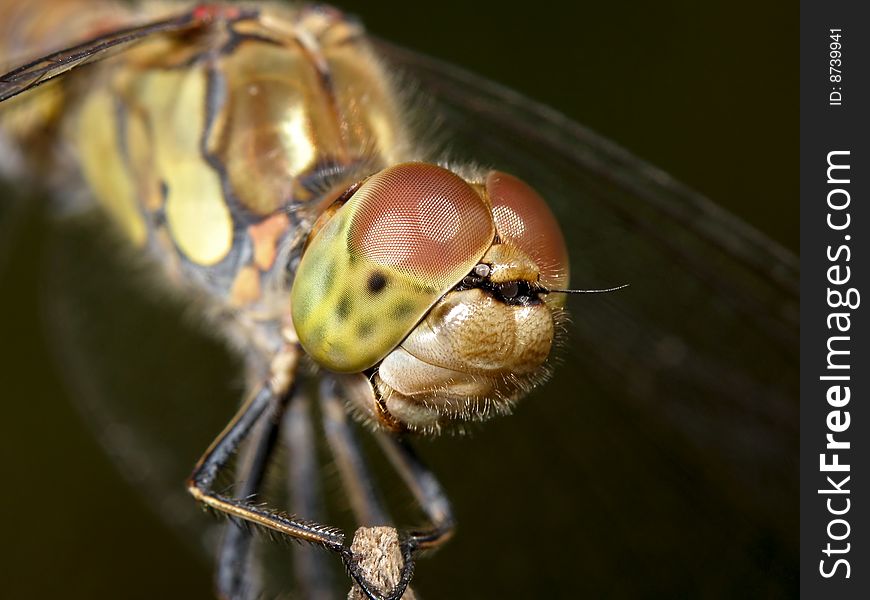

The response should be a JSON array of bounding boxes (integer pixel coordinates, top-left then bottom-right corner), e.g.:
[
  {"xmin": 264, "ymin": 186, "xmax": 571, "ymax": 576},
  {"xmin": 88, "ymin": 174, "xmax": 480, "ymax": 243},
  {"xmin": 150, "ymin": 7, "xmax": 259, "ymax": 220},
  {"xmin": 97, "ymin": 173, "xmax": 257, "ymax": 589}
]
[{"xmin": 39, "ymin": 210, "xmax": 235, "ymax": 558}]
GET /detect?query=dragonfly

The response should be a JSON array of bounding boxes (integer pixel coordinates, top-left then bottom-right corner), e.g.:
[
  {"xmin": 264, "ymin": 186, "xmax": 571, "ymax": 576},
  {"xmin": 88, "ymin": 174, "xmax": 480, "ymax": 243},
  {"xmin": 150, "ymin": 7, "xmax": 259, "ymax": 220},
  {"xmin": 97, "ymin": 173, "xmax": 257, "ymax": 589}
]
[{"xmin": 0, "ymin": 1, "xmax": 799, "ymax": 598}]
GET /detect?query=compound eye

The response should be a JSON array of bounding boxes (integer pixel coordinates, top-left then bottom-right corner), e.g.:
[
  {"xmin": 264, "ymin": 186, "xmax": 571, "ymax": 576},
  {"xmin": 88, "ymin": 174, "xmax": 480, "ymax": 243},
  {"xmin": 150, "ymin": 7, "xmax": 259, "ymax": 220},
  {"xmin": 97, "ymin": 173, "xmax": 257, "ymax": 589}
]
[
  {"xmin": 290, "ymin": 162, "xmax": 495, "ymax": 373},
  {"xmin": 486, "ymin": 171, "xmax": 570, "ymax": 289},
  {"xmin": 349, "ymin": 163, "xmax": 494, "ymax": 289}
]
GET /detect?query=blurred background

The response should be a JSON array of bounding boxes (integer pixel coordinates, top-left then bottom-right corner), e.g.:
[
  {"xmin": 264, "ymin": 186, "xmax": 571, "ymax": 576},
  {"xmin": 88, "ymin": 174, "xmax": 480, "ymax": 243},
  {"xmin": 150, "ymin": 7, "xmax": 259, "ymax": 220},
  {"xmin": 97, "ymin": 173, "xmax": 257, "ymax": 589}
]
[{"xmin": 0, "ymin": 0, "xmax": 796, "ymax": 598}]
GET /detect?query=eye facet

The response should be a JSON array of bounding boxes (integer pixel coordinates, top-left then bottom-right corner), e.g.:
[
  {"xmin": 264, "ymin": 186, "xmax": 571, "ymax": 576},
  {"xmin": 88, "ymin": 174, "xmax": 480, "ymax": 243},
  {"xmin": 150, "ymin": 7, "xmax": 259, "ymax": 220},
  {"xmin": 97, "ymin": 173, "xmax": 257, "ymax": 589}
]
[
  {"xmin": 348, "ymin": 163, "xmax": 495, "ymax": 289},
  {"xmin": 486, "ymin": 171, "xmax": 570, "ymax": 290},
  {"xmin": 291, "ymin": 163, "xmax": 495, "ymax": 373}
]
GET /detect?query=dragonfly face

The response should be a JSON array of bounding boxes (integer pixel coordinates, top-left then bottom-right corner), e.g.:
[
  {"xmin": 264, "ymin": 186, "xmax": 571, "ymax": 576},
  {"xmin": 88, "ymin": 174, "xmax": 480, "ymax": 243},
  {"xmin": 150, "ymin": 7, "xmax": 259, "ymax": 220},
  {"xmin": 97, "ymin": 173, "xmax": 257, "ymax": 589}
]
[{"xmin": 292, "ymin": 162, "xmax": 569, "ymax": 432}]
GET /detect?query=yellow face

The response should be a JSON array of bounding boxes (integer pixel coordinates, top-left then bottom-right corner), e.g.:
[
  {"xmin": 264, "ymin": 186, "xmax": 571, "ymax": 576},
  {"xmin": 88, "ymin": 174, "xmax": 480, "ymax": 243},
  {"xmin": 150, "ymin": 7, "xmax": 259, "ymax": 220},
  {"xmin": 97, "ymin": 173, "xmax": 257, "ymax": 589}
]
[{"xmin": 290, "ymin": 163, "xmax": 570, "ymax": 433}]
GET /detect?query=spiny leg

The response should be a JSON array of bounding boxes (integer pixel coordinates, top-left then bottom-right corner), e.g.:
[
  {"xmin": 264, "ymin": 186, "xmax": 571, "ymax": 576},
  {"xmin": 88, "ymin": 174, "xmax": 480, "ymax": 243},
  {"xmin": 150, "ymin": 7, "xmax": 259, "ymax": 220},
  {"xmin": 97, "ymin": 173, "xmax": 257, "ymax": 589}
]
[
  {"xmin": 215, "ymin": 380, "xmax": 292, "ymax": 600},
  {"xmin": 187, "ymin": 347, "xmax": 346, "ymax": 552},
  {"xmin": 374, "ymin": 434, "xmax": 456, "ymax": 551},
  {"xmin": 189, "ymin": 347, "xmax": 445, "ymax": 600},
  {"xmin": 283, "ymin": 388, "xmax": 334, "ymax": 599},
  {"xmin": 342, "ymin": 435, "xmax": 454, "ymax": 598},
  {"xmin": 320, "ymin": 377, "xmax": 390, "ymax": 526},
  {"xmin": 338, "ymin": 434, "xmax": 455, "ymax": 599},
  {"xmin": 321, "ymin": 377, "xmax": 423, "ymax": 599}
]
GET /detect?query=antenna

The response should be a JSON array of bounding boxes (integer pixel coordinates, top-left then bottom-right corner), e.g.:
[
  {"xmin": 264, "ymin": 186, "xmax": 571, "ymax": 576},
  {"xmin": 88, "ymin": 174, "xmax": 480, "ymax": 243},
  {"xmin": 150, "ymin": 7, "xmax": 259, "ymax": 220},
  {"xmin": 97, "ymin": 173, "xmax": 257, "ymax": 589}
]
[{"xmin": 545, "ymin": 284, "xmax": 629, "ymax": 294}]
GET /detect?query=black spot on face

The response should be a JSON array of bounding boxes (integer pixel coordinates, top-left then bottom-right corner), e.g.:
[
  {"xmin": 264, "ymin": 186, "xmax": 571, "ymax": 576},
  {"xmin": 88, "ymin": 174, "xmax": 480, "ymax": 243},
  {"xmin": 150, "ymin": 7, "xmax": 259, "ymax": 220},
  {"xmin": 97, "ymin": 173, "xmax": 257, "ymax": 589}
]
[
  {"xmin": 356, "ymin": 319, "xmax": 375, "ymax": 339},
  {"xmin": 336, "ymin": 297, "xmax": 351, "ymax": 320},
  {"xmin": 367, "ymin": 271, "xmax": 388, "ymax": 294},
  {"xmin": 390, "ymin": 300, "xmax": 415, "ymax": 320},
  {"xmin": 318, "ymin": 259, "xmax": 337, "ymax": 295},
  {"xmin": 308, "ymin": 325, "xmax": 325, "ymax": 344}
]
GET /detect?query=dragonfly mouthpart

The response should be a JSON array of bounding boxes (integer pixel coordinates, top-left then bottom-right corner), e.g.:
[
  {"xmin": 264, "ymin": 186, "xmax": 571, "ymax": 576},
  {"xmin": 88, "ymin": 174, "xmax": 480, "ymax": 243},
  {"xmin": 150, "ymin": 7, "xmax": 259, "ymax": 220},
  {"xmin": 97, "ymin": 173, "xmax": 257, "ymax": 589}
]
[{"xmin": 454, "ymin": 269, "xmax": 546, "ymax": 306}]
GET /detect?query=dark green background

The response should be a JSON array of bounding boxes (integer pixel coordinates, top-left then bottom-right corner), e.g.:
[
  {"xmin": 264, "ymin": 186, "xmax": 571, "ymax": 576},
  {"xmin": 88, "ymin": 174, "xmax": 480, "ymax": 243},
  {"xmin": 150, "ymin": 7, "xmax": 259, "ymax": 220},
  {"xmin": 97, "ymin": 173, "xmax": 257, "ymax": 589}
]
[{"xmin": 0, "ymin": 1, "xmax": 796, "ymax": 598}]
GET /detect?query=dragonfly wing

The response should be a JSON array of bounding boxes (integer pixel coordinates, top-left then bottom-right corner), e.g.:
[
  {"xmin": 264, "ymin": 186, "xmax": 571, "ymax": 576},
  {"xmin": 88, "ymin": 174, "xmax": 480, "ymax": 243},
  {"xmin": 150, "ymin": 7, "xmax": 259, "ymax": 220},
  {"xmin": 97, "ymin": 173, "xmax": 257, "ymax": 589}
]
[
  {"xmin": 39, "ymin": 209, "xmax": 236, "ymax": 556},
  {"xmin": 0, "ymin": 6, "xmax": 258, "ymax": 102}
]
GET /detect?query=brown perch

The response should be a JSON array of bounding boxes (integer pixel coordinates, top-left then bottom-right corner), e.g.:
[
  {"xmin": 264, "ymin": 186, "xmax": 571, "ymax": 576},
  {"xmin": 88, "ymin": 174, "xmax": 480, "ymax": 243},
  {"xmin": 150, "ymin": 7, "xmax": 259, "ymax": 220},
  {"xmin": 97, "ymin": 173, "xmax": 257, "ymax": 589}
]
[{"xmin": 347, "ymin": 527, "xmax": 418, "ymax": 600}]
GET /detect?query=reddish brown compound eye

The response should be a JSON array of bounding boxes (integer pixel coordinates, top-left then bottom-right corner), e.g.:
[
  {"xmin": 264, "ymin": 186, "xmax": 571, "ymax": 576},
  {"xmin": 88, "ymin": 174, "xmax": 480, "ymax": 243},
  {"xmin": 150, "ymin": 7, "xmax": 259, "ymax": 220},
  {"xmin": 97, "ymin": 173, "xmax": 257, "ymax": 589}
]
[
  {"xmin": 486, "ymin": 171, "xmax": 570, "ymax": 289},
  {"xmin": 348, "ymin": 163, "xmax": 495, "ymax": 290},
  {"xmin": 292, "ymin": 163, "xmax": 495, "ymax": 372}
]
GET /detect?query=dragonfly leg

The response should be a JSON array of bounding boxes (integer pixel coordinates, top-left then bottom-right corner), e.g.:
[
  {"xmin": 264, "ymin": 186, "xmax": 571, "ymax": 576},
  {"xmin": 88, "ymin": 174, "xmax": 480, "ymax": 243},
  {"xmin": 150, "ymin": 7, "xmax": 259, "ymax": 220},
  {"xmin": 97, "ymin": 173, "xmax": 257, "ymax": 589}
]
[
  {"xmin": 190, "ymin": 347, "xmax": 441, "ymax": 600},
  {"xmin": 320, "ymin": 377, "xmax": 390, "ymax": 526},
  {"xmin": 215, "ymin": 386, "xmax": 288, "ymax": 600},
  {"xmin": 311, "ymin": 377, "xmax": 456, "ymax": 599},
  {"xmin": 282, "ymin": 389, "xmax": 334, "ymax": 599},
  {"xmin": 375, "ymin": 434, "xmax": 456, "ymax": 552},
  {"xmin": 187, "ymin": 347, "xmax": 346, "ymax": 552}
]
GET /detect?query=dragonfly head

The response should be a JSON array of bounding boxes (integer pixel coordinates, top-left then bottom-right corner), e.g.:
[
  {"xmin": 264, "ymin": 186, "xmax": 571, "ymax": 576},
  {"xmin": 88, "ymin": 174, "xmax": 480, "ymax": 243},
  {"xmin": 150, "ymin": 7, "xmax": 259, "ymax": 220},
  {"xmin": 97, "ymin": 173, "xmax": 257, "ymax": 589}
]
[{"xmin": 290, "ymin": 163, "xmax": 569, "ymax": 433}]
